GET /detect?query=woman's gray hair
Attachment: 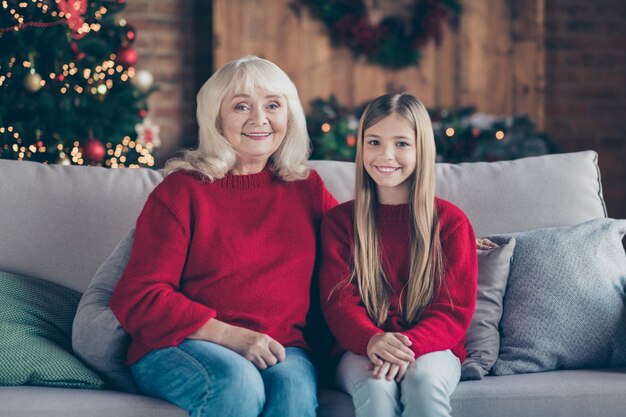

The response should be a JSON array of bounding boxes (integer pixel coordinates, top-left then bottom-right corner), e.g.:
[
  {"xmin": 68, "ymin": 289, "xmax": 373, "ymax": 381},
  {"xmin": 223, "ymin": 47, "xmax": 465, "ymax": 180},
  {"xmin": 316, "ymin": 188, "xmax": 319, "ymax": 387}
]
[{"xmin": 165, "ymin": 55, "xmax": 311, "ymax": 181}]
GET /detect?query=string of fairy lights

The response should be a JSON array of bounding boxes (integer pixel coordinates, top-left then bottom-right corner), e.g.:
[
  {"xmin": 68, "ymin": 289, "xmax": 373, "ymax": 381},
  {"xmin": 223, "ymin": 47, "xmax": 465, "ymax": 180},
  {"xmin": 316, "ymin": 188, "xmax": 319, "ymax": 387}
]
[{"xmin": 1, "ymin": 0, "xmax": 156, "ymax": 168}]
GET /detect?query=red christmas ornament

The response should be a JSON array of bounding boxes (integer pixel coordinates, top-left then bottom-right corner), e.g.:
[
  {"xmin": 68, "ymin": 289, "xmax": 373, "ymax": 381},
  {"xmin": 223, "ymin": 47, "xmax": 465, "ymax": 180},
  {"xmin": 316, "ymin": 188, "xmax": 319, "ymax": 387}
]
[
  {"xmin": 82, "ymin": 138, "xmax": 106, "ymax": 163},
  {"xmin": 125, "ymin": 24, "xmax": 136, "ymax": 44},
  {"xmin": 58, "ymin": 0, "xmax": 88, "ymax": 39},
  {"xmin": 70, "ymin": 42, "xmax": 85, "ymax": 61},
  {"xmin": 115, "ymin": 46, "xmax": 138, "ymax": 67},
  {"xmin": 138, "ymin": 109, "xmax": 147, "ymax": 118}
]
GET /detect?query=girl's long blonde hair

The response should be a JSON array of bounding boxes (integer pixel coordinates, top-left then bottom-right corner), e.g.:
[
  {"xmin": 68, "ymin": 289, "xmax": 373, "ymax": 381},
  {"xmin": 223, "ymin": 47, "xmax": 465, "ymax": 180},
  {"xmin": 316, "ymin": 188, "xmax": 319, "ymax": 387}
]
[
  {"xmin": 353, "ymin": 93, "xmax": 444, "ymax": 326},
  {"xmin": 165, "ymin": 55, "xmax": 310, "ymax": 181}
]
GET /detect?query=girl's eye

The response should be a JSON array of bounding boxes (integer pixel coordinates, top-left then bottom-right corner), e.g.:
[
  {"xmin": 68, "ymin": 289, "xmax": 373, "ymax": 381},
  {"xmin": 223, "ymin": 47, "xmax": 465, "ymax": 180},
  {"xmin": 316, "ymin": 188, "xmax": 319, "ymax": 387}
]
[
  {"xmin": 367, "ymin": 139, "xmax": 379, "ymax": 146},
  {"xmin": 396, "ymin": 141, "xmax": 410, "ymax": 147}
]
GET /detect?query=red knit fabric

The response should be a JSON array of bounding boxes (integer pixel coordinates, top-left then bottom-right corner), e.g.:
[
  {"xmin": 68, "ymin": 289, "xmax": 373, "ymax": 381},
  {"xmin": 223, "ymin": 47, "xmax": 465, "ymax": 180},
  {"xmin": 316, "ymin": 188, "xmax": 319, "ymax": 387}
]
[
  {"xmin": 319, "ymin": 198, "xmax": 477, "ymax": 363},
  {"xmin": 110, "ymin": 166, "xmax": 338, "ymax": 365}
]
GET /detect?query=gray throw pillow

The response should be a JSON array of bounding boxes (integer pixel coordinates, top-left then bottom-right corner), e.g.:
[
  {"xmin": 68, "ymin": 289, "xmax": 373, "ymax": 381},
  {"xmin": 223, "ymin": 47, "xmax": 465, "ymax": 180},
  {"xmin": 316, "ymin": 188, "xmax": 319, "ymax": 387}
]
[
  {"xmin": 461, "ymin": 237, "xmax": 515, "ymax": 380},
  {"xmin": 71, "ymin": 230, "xmax": 137, "ymax": 392},
  {"xmin": 491, "ymin": 218, "xmax": 626, "ymax": 376}
]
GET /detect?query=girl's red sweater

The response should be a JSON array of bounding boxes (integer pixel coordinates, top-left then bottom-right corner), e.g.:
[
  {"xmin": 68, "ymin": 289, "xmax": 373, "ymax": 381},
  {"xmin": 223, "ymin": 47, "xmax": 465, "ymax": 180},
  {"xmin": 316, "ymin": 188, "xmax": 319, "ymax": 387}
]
[
  {"xmin": 319, "ymin": 198, "xmax": 477, "ymax": 362},
  {"xmin": 110, "ymin": 166, "xmax": 337, "ymax": 365}
]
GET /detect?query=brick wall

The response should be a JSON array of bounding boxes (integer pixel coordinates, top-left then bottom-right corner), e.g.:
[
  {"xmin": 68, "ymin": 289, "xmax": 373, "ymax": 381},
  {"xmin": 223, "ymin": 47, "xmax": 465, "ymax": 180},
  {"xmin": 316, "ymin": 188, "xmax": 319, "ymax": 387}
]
[
  {"xmin": 123, "ymin": 0, "xmax": 211, "ymax": 163},
  {"xmin": 544, "ymin": 0, "xmax": 626, "ymax": 218}
]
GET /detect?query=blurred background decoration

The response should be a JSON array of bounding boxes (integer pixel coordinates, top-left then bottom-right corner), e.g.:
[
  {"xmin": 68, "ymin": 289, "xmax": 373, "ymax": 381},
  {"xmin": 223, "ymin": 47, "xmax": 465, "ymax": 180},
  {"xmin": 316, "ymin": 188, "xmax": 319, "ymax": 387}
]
[
  {"xmin": 297, "ymin": 0, "xmax": 462, "ymax": 68},
  {"xmin": 1, "ymin": 0, "xmax": 624, "ymax": 217},
  {"xmin": 0, "ymin": 0, "xmax": 158, "ymax": 167},
  {"xmin": 307, "ymin": 96, "xmax": 558, "ymax": 163}
]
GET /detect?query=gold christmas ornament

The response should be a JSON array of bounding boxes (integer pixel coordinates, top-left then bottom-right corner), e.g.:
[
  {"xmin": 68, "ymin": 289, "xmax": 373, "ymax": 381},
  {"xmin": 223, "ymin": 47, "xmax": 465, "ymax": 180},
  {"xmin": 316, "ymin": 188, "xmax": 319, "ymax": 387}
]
[{"xmin": 23, "ymin": 70, "xmax": 42, "ymax": 92}]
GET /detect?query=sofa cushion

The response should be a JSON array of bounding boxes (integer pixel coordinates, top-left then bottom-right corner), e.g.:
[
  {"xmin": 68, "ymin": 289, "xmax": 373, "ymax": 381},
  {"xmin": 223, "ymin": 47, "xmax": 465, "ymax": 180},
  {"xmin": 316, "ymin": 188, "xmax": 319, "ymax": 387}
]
[
  {"xmin": 0, "ymin": 271, "xmax": 104, "ymax": 389},
  {"xmin": 72, "ymin": 230, "xmax": 137, "ymax": 392},
  {"xmin": 434, "ymin": 151, "xmax": 606, "ymax": 236},
  {"xmin": 452, "ymin": 368, "xmax": 626, "ymax": 417},
  {"xmin": 0, "ymin": 386, "xmax": 187, "ymax": 417},
  {"xmin": 461, "ymin": 237, "xmax": 515, "ymax": 380},
  {"xmin": 0, "ymin": 159, "xmax": 164, "ymax": 294},
  {"xmin": 491, "ymin": 218, "xmax": 626, "ymax": 375}
]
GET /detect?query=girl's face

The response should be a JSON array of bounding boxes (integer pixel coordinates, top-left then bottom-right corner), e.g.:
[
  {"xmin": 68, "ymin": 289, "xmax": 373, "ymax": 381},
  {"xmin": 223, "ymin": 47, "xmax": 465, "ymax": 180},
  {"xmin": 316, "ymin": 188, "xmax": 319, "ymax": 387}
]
[
  {"xmin": 362, "ymin": 113, "xmax": 417, "ymax": 204},
  {"xmin": 218, "ymin": 88, "xmax": 288, "ymax": 174}
]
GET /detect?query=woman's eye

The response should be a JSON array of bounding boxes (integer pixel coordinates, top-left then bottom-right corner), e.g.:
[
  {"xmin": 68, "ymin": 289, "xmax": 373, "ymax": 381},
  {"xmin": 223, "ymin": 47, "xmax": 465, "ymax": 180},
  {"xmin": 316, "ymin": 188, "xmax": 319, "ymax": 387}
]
[
  {"xmin": 266, "ymin": 102, "xmax": 280, "ymax": 110},
  {"xmin": 234, "ymin": 104, "xmax": 249, "ymax": 111},
  {"xmin": 397, "ymin": 141, "xmax": 410, "ymax": 147}
]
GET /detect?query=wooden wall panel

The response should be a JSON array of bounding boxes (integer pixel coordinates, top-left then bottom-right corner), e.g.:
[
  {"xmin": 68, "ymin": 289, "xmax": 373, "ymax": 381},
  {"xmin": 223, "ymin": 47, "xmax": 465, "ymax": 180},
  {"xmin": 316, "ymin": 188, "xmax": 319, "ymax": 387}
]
[{"xmin": 212, "ymin": 0, "xmax": 544, "ymax": 125}]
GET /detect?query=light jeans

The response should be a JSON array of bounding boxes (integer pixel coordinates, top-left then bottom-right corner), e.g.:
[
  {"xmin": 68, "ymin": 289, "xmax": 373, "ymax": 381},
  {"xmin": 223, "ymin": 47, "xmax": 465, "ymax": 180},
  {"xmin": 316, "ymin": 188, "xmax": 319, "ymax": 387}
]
[
  {"xmin": 336, "ymin": 350, "xmax": 461, "ymax": 417},
  {"xmin": 131, "ymin": 340, "xmax": 317, "ymax": 417}
]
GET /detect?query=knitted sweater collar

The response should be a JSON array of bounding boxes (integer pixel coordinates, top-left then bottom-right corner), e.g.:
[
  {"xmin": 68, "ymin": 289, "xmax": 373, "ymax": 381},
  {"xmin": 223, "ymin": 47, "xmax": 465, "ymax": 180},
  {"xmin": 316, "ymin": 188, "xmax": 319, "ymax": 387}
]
[{"xmin": 216, "ymin": 165, "xmax": 274, "ymax": 188}]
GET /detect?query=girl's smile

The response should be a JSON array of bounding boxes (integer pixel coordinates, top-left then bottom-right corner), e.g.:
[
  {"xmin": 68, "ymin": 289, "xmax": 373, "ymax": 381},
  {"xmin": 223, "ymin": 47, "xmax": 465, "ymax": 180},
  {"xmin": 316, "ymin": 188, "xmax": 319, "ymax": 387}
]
[{"xmin": 363, "ymin": 114, "xmax": 417, "ymax": 204}]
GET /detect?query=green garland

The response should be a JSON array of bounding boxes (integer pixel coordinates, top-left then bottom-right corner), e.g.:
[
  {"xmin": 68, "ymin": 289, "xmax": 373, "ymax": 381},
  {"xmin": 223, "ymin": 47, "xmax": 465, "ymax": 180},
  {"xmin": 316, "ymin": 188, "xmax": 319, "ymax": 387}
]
[{"xmin": 298, "ymin": 0, "xmax": 461, "ymax": 68}]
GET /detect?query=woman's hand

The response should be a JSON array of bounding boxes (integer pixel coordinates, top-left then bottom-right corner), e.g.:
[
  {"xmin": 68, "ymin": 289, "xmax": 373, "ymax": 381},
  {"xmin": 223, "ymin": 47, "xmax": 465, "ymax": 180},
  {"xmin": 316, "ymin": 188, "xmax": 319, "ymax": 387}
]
[
  {"xmin": 188, "ymin": 319, "xmax": 285, "ymax": 370},
  {"xmin": 476, "ymin": 238, "xmax": 498, "ymax": 250},
  {"xmin": 366, "ymin": 332, "xmax": 415, "ymax": 367},
  {"xmin": 221, "ymin": 325, "xmax": 286, "ymax": 370}
]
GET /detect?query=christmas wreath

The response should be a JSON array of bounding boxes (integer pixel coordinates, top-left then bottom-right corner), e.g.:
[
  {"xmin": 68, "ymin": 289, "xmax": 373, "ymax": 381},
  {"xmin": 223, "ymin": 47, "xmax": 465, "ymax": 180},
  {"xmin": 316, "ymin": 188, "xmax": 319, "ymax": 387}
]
[{"xmin": 298, "ymin": 0, "xmax": 461, "ymax": 68}]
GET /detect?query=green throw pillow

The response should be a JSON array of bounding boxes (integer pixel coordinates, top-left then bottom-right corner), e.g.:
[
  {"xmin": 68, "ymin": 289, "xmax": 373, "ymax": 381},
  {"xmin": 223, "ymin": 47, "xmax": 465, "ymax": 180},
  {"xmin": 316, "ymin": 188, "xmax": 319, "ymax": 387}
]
[{"xmin": 0, "ymin": 271, "xmax": 104, "ymax": 389}]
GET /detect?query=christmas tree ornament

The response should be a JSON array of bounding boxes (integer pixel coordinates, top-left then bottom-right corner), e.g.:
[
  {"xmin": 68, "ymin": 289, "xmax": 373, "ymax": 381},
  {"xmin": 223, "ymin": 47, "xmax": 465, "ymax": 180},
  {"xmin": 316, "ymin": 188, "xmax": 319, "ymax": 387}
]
[
  {"xmin": 70, "ymin": 42, "xmax": 86, "ymax": 61},
  {"xmin": 135, "ymin": 118, "xmax": 161, "ymax": 148},
  {"xmin": 82, "ymin": 138, "xmax": 106, "ymax": 163},
  {"xmin": 124, "ymin": 24, "xmax": 136, "ymax": 44},
  {"xmin": 115, "ymin": 46, "xmax": 138, "ymax": 67},
  {"xmin": 23, "ymin": 70, "xmax": 43, "ymax": 92},
  {"xmin": 138, "ymin": 109, "xmax": 147, "ymax": 118},
  {"xmin": 56, "ymin": 152, "xmax": 72, "ymax": 166},
  {"xmin": 58, "ymin": 0, "xmax": 89, "ymax": 39},
  {"xmin": 132, "ymin": 69, "xmax": 153, "ymax": 92}
]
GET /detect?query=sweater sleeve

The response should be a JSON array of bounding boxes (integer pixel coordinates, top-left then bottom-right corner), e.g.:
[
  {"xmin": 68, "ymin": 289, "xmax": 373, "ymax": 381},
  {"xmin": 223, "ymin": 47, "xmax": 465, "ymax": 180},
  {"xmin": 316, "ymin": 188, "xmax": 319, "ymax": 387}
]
[
  {"xmin": 110, "ymin": 191, "xmax": 217, "ymax": 350},
  {"xmin": 402, "ymin": 215, "xmax": 478, "ymax": 358},
  {"xmin": 319, "ymin": 208, "xmax": 383, "ymax": 356}
]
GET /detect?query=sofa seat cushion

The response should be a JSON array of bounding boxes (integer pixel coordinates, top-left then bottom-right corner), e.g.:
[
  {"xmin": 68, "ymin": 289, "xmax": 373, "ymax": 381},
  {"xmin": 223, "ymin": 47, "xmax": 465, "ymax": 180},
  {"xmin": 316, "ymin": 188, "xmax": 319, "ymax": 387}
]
[
  {"xmin": 0, "ymin": 386, "xmax": 187, "ymax": 417},
  {"xmin": 451, "ymin": 368, "xmax": 626, "ymax": 417},
  {"xmin": 319, "ymin": 369, "xmax": 626, "ymax": 417}
]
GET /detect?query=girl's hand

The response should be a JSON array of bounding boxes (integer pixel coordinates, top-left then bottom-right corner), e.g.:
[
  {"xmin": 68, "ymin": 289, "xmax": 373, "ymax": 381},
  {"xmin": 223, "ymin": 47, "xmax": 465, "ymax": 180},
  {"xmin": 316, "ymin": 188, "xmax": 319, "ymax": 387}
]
[
  {"xmin": 367, "ymin": 332, "xmax": 415, "ymax": 367},
  {"xmin": 188, "ymin": 319, "xmax": 285, "ymax": 370},
  {"xmin": 372, "ymin": 359, "xmax": 410, "ymax": 382}
]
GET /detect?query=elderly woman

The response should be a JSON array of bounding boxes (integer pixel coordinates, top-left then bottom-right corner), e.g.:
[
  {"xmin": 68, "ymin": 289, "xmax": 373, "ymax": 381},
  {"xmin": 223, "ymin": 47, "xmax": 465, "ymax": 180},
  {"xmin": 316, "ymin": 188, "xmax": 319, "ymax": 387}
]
[{"xmin": 110, "ymin": 56, "xmax": 337, "ymax": 417}]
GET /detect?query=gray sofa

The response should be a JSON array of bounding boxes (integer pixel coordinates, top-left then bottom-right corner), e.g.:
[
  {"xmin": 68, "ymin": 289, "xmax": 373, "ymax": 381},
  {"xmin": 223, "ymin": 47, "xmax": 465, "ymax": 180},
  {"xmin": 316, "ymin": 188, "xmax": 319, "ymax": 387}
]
[{"xmin": 1, "ymin": 150, "xmax": 625, "ymax": 417}]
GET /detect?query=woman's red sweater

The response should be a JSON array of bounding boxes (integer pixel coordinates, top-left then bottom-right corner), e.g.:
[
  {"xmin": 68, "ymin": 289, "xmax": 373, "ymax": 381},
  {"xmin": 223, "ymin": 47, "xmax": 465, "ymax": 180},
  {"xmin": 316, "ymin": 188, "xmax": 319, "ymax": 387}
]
[{"xmin": 110, "ymin": 166, "xmax": 337, "ymax": 365}]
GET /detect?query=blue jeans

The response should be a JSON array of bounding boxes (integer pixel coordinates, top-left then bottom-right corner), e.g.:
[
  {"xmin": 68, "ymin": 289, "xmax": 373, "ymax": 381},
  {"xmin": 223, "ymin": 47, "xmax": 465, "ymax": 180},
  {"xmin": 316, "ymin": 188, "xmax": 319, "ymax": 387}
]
[{"xmin": 131, "ymin": 340, "xmax": 317, "ymax": 417}]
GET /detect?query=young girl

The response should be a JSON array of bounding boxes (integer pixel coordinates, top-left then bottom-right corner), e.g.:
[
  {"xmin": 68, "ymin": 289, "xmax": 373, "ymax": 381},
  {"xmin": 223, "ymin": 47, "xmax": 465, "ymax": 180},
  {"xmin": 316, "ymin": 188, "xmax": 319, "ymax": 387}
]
[{"xmin": 319, "ymin": 93, "xmax": 478, "ymax": 417}]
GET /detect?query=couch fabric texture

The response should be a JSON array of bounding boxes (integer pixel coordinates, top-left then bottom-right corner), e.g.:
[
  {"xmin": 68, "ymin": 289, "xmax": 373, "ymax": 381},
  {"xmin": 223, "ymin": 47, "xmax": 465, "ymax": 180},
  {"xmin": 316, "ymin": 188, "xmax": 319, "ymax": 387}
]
[{"xmin": 0, "ymin": 150, "xmax": 623, "ymax": 417}]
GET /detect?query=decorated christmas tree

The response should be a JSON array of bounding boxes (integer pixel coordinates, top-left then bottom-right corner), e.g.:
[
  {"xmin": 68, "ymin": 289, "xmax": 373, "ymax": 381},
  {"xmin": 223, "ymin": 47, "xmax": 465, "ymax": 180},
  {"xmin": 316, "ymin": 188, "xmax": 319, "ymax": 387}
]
[{"xmin": 0, "ymin": 0, "xmax": 159, "ymax": 167}]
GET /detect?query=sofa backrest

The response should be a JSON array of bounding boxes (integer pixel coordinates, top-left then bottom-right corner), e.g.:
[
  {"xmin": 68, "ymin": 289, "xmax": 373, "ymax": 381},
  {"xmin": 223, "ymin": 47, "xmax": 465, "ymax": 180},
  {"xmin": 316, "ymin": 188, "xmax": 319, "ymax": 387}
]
[{"xmin": 0, "ymin": 151, "xmax": 605, "ymax": 293}]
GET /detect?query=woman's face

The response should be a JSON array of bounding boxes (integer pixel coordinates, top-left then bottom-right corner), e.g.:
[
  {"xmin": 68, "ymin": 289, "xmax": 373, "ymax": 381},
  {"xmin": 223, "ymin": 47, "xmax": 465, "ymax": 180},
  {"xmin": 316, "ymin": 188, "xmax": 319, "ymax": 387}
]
[{"xmin": 218, "ymin": 88, "xmax": 288, "ymax": 173}]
